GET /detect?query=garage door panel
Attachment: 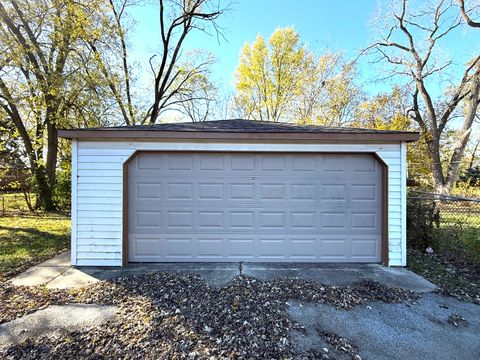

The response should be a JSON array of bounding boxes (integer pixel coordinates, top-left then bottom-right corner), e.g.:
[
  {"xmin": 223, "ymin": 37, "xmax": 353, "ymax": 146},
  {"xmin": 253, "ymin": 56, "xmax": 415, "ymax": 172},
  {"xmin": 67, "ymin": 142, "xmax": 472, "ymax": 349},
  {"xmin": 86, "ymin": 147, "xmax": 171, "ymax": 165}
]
[
  {"xmin": 136, "ymin": 183, "xmax": 162, "ymax": 198},
  {"xmin": 129, "ymin": 153, "xmax": 382, "ymax": 262},
  {"xmin": 137, "ymin": 153, "xmax": 161, "ymax": 170},
  {"xmin": 290, "ymin": 238, "xmax": 317, "ymax": 260},
  {"xmin": 351, "ymin": 212, "xmax": 377, "ymax": 229},
  {"xmin": 352, "ymin": 156, "xmax": 377, "ymax": 172},
  {"xmin": 320, "ymin": 238, "xmax": 349, "ymax": 260},
  {"xmin": 351, "ymin": 237, "xmax": 379, "ymax": 259},
  {"xmin": 290, "ymin": 212, "xmax": 316, "ymax": 229},
  {"xmin": 229, "ymin": 211, "xmax": 255, "ymax": 229},
  {"xmin": 199, "ymin": 183, "xmax": 224, "ymax": 200},
  {"xmin": 197, "ymin": 237, "xmax": 224, "ymax": 259},
  {"xmin": 292, "ymin": 156, "xmax": 317, "ymax": 171},
  {"xmin": 227, "ymin": 238, "xmax": 255, "ymax": 259},
  {"xmin": 258, "ymin": 237, "xmax": 288, "ymax": 259},
  {"xmin": 129, "ymin": 234, "xmax": 382, "ymax": 262},
  {"xmin": 229, "ymin": 183, "xmax": 255, "ymax": 200},
  {"xmin": 260, "ymin": 183, "xmax": 286, "ymax": 200},
  {"xmin": 164, "ymin": 237, "xmax": 195, "ymax": 260},
  {"xmin": 168, "ymin": 154, "xmax": 193, "ymax": 170},
  {"xmin": 259, "ymin": 211, "xmax": 286, "ymax": 229},
  {"xmin": 323, "ymin": 155, "xmax": 349, "ymax": 172},
  {"xmin": 321, "ymin": 184, "xmax": 347, "ymax": 201},
  {"xmin": 198, "ymin": 211, "xmax": 224, "ymax": 229},
  {"xmin": 230, "ymin": 155, "xmax": 255, "ymax": 171},
  {"xmin": 260, "ymin": 155, "xmax": 286, "ymax": 171},
  {"xmin": 136, "ymin": 211, "xmax": 161, "ymax": 227},
  {"xmin": 291, "ymin": 183, "xmax": 316, "ymax": 201},
  {"xmin": 167, "ymin": 211, "xmax": 193, "ymax": 229},
  {"xmin": 131, "ymin": 207, "xmax": 380, "ymax": 234}
]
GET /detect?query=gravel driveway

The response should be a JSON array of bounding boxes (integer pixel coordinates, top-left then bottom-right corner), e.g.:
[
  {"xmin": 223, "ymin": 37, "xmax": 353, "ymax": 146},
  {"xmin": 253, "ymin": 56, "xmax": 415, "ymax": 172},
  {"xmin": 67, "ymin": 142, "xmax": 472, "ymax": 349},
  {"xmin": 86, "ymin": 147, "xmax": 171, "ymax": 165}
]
[{"xmin": 0, "ymin": 272, "xmax": 478, "ymax": 359}]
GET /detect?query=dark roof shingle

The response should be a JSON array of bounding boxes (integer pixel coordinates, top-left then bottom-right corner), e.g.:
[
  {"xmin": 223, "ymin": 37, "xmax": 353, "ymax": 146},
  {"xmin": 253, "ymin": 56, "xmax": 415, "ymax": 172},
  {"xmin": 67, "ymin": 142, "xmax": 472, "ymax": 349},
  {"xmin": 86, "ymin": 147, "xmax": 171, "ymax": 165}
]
[{"xmin": 58, "ymin": 119, "xmax": 419, "ymax": 141}]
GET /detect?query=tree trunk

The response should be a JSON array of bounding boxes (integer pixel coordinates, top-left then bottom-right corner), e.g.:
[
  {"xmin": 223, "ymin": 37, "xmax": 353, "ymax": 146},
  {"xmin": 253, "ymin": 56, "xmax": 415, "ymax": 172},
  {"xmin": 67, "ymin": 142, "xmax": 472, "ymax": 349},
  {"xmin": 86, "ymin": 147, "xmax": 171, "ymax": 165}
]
[
  {"xmin": 425, "ymin": 136, "xmax": 447, "ymax": 193},
  {"xmin": 468, "ymin": 138, "xmax": 479, "ymax": 170},
  {"xmin": 45, "ymin": 122, "xmax": 58, "ymax": 190},
  {"xmin": 33, "ymin": 165, "xmax": 56, "ymax": 211},
  {"xmin": 444, "ymin": 68, "xmax": 480, "ymax": 192}
]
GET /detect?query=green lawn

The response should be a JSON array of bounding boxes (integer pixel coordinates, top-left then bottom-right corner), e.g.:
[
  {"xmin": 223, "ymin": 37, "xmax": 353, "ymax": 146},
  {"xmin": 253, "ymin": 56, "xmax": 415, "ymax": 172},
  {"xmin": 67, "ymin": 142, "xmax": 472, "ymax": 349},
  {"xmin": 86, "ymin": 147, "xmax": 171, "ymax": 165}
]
[
  {"xmin": 436, "ymin": 209, "xmax": 480, "ymax": 262},
  {"xmin": 0, "ymin": 214, "xmax": 70, "ymax": 281},
  {"xmin": 407, "ymin": 205, "xmax": 480, "ymax": 303}
]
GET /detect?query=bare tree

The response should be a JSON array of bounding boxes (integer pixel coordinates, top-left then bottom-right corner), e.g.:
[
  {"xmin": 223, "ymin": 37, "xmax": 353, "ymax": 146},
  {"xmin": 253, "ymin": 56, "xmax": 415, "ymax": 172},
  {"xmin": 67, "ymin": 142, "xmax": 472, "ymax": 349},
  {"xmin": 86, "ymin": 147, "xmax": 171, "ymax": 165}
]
[
  {"xmin": 364, "ymin": 0, "xmax": 480, "ymax": 193},
  {"xmin": 458, "ymin": 0, "xmax": 480, "ymax": 27},
  {"xmin": 88, "ymin": 0, "xmax": 139, "ymax": 125},
  {"xmin": 468, "ymin": 137, "xmax": 480, "ymax": 169},
  {"xmin": 146, "ymin": 0, "xmax": 227, "ymax": 124},
  {"xmin": 177, "ymin": 64, "xmax": 219, "ymax": 122},
  {"xmin": 295, "ymin": 52, "xmax": 363, "ymax": 126}
]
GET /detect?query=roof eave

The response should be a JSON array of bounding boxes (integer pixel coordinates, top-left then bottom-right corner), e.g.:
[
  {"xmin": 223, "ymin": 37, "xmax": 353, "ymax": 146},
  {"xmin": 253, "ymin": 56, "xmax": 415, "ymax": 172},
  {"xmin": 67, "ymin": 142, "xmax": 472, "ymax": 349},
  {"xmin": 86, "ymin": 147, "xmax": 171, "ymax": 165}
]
[{"xmin": 57, "ymin": 130, "xmax": 420, "ymax": 142}]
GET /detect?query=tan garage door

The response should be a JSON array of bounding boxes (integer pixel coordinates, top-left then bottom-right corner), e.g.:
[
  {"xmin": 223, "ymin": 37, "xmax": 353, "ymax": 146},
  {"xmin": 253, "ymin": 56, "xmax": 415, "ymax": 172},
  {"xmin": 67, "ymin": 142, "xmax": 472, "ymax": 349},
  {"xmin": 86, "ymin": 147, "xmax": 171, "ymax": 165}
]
[{"xmin": 128, "ymin": 152, "xmax": 382, "ymax": 262}]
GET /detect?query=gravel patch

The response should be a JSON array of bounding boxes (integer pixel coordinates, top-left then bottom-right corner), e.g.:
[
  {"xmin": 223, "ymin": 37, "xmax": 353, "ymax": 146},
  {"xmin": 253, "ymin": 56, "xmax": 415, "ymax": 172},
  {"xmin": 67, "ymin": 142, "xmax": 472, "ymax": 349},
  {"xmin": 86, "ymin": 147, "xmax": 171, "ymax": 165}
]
[{"xmin": 0, "ymin": 272, "xmax": 419, "ymax": 359}]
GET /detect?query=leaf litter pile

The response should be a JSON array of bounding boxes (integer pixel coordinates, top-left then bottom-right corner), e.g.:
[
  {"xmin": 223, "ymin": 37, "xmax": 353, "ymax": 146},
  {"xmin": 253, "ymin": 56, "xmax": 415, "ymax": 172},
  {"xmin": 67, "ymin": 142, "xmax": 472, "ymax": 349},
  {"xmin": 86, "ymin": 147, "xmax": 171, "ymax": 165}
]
[{"xmin": 1, "ymin": 272, "xmax": 418, "ymax": 359}]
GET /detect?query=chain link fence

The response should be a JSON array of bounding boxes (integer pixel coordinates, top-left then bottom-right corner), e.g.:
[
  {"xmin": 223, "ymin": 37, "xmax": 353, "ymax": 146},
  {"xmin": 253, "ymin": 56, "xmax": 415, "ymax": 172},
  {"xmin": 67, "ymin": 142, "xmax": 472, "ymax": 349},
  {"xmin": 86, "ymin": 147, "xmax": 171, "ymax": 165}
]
[{"xmin": 407, "ymin": 190, "xmax": 480, "ymax": 258}]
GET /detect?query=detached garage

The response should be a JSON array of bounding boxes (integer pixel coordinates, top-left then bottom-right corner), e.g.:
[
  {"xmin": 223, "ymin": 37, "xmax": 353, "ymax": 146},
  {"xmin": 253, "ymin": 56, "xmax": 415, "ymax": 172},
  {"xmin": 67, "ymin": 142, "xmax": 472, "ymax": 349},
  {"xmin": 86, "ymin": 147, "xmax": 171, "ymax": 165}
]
[{"xmin": 59, "ymin": 119, "xmax": 419, "ymax": 267}]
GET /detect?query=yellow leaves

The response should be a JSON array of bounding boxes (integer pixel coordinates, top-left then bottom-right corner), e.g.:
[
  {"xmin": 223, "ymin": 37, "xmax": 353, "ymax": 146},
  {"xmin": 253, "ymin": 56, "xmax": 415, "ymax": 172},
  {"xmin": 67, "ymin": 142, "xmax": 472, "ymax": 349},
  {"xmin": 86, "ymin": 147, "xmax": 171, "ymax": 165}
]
[{"xmin": 234, "ymin": 27, "xmax": 311, "ymax": 121}]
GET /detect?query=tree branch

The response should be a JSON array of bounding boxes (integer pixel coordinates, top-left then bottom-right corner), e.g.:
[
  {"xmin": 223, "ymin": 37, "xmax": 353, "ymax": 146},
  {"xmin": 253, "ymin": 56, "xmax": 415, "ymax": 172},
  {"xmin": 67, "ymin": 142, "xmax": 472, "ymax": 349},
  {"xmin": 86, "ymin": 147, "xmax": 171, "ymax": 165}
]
[{"xmin": 458, "ymin": 0, "xmax": 480, "ymax": 27}]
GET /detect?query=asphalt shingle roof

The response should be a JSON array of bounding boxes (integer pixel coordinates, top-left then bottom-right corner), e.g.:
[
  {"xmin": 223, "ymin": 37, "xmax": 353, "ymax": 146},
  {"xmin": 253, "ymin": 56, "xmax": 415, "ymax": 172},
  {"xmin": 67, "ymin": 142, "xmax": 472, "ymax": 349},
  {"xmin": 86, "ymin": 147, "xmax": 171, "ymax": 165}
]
[{"xmin": 69, "ymin": 119, "xmax": 413, "ymax": 134}]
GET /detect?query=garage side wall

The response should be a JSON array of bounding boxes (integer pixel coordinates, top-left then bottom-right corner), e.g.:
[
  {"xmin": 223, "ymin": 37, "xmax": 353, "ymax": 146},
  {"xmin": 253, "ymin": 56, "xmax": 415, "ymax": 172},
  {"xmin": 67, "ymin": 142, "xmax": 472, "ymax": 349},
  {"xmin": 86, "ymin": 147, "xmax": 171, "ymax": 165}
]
[{"xmin": 72, "ymin": 140, "xmax": 407, "ymax": 266}]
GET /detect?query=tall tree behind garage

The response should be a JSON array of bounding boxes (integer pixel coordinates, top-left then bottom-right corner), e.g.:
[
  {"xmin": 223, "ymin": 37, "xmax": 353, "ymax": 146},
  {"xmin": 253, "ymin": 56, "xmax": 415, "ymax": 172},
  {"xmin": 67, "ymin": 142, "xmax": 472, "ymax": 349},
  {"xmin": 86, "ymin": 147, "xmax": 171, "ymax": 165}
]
[
  {"xmin": 364, "ymin": 0, "xmax": 480, "ymax": 194},
  {"xmin": 145, "ymin": 0, "xmax": 227, "ymax": 124},
  {"xmin": 0, "ymin": 0, "xmax": 131, "ymax": 210}
]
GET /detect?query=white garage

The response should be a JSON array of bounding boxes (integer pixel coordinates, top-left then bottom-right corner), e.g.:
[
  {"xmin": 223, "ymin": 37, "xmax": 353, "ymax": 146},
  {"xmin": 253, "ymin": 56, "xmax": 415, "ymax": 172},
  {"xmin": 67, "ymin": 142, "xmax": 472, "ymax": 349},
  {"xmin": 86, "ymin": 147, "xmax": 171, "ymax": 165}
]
[{"xmin": 59, "ymin": 119, "xmax": 418, "ymax": 267}]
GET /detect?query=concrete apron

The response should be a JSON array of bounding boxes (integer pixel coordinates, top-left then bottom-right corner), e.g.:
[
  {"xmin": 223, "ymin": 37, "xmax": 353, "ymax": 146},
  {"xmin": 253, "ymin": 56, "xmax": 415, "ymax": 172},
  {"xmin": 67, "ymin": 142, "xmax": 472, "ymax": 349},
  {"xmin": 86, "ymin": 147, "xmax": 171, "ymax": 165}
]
[
  {"xmin": 9, "ymin": 252, "xmax": 99, "ymax": 289},
  {"xmin": 9, "ymin": 252, "xmax": 437, "ymax": 292},
  {"xmin": 81, "ymin": 262, "xmax": 436, "ymax": 291}
]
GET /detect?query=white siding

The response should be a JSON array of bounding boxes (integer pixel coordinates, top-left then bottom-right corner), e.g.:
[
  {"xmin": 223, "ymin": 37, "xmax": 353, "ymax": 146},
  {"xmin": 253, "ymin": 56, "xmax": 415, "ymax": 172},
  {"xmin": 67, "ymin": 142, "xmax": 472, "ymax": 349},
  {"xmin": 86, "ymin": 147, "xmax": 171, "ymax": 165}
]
[
  {"xmin": 73, "ymin": 140, "xmax": 407, "ymax": 266},
  {"xmin": 71, "ymin": 139, "xmax": 78, "ymax": 266},
  {"xmin": 401, "ymin": 141, "xmax": 408, "ymax": 266}
]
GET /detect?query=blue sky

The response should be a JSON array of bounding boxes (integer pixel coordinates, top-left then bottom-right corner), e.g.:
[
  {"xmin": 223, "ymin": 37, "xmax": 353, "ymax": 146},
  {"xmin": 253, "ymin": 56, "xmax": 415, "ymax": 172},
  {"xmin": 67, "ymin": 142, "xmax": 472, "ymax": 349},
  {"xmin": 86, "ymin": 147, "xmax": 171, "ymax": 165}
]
[{"xmin": 128, "ymin": 0, "xmax": 479, "ymax": 97}]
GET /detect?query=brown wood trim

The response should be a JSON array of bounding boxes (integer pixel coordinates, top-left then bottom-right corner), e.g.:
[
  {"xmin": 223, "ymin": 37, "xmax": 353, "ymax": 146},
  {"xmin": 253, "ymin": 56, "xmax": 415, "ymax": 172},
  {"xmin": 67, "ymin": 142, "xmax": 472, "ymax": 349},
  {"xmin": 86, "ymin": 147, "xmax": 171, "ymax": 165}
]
[
  {"xmin": 59, "ymin": 129, "xmax": 420, "ymax": 142},
  {"xmin": 372, "ymin": 153, "xmax": 389, "ymax": 266},
  {"xmin": 121, "ymin": 150, "xmax": 390, "ymax": 266},
  {"xmin": 122, "ymin": 150, "xmax": 139, "ymax": 267}
]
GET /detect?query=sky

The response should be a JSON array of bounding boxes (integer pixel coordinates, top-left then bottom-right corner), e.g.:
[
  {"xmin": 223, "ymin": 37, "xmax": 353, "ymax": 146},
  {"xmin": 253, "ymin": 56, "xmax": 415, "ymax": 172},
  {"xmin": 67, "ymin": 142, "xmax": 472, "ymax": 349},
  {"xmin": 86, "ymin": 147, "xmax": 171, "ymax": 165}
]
[{"xmin": 127, "ymin": 0, "xmax": 480, "ymax": 100}]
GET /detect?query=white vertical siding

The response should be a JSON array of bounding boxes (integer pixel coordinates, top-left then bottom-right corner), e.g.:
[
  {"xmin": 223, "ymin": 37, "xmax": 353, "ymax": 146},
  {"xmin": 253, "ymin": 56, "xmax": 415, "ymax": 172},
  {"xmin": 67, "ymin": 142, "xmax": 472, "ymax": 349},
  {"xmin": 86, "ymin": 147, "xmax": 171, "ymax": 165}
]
[
  {"xmin": 73, "ymin": 140, "xmax": 407, "ymax": 266},
  {"xmin": 401, "ymin": 141, "xmax": 407, "ymax": 266},
  {"xmin": 376, "ymin": 145, "xmax": 404, "ymax": 267},
  {"xmin": 71, "ymin": 139, "xmax": 78, "ymax": 266}
]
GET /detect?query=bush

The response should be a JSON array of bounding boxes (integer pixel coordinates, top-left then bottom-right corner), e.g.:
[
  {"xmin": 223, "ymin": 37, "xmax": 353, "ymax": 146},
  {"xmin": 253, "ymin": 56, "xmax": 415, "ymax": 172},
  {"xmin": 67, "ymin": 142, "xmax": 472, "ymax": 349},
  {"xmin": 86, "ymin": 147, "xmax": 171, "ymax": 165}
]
[
  {"xmin": 459, "ymin": 166, "xmax": 480, "ymax": 188},
  {"xmin": 407, "ymin": 196, "xmax": 439, "ymax": 251},
  {"xmin": 53, "ymin": 167, "xmax": 71, "ymax": 210}
]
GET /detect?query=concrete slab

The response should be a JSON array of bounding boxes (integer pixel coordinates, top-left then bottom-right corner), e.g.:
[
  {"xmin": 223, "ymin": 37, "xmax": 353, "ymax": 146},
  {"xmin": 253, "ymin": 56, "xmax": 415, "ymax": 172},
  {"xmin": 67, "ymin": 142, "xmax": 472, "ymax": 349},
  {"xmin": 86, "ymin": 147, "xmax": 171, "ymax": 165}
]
[
  {"xmin": 0, "ymin": 304, "xmax": 118, "ymax": 348},
  {"xmin": 288, "ymin": 293, "xmax": 480, "ymax": 360},
  {"xmin": 10, "ymin": 251, "xmax": 436, "ymax": 292},
  {"xmin": 45, "ymin": 267, "xmax": 99, "ymax": 289},
  {"xmin": 77, "ymin": 262, "xmax": 436, "ymax": 292},
  {"xmin": 39, "ymin": 251, "xmax": 70, "ymax": 267},
  {"xmin": 242, "ymin": 263, "xmax": 437, "ymax": 292},
  {"xmin": 9, "ymin": 252, "xmax": 98, "ymax": 289},
  {"xmin": 80, "ymin": 262, "xmax": 240, "ymax": 287},
  {"xmin": 9, "ymin": 252, "xmax": 71, "ymax": 287}
]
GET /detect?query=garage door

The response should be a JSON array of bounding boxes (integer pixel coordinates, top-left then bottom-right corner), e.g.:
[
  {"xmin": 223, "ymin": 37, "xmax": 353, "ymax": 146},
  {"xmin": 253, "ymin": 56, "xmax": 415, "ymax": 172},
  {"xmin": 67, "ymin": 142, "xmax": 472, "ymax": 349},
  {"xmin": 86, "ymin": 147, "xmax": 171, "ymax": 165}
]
[{"xmin": 128, "ymin": 152, "xmax": 382, "ymax": 262}]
